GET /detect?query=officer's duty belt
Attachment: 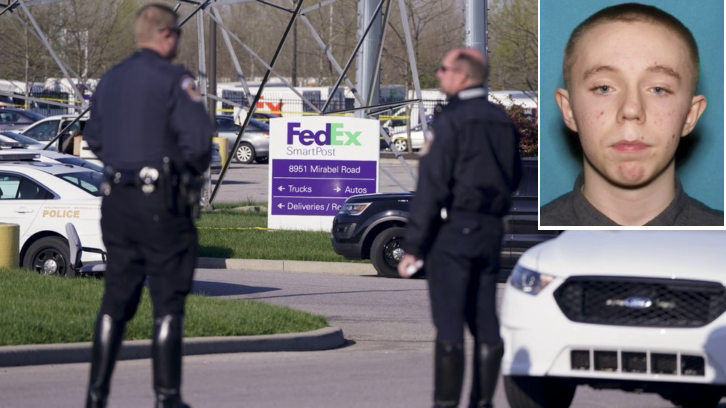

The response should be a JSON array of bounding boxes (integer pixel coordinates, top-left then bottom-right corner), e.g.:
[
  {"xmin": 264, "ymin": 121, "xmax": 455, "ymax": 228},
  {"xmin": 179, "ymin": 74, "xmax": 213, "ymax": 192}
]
[
  {"xmin": 103, "ymin": 166, "xmax": 162, "ymax": 195},
  {"xmin": 107, "ymin": 170, "xmax": 137, "ymax": 186}
]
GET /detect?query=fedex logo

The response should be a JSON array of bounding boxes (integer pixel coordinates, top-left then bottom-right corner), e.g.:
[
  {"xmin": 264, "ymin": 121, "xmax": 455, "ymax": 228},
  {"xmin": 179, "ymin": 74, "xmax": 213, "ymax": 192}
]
[
  {"xmin": 287, "ymin": 122, "xmax": 362, "ymax": 146},
  {"xmin": 257, "ymin": 96, "xmax": 283, "ymax": 114}
]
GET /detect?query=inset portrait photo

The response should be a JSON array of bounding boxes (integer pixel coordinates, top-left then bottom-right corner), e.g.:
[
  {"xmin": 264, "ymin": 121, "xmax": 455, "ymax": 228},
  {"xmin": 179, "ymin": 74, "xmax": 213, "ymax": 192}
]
[{"xmin": 539, "ymin": 0, "xmax": 724, "ymax": 227}]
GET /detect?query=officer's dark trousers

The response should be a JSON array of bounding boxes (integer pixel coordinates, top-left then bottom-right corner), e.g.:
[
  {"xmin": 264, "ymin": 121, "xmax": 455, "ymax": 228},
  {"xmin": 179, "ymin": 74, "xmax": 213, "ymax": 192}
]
[
  {"xmin": 86, "ymin": 185, "xmax": 197, "ymax": 408},
  {"xmin": 426, "ymin": 213, "xmax": 504, "ymax": 408}
]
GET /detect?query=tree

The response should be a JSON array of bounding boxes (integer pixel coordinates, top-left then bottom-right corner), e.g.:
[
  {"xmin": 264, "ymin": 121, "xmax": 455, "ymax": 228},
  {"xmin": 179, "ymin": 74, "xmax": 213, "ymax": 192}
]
[
  {"xmin": 0, "ymin": 0, "xmax": 137, "ymax": 90},
  {"xmin": 488, "ymin": 0, "xmax": 538, "ymax": 103},
  {"xmin": 382, "ymin": 0, "xmax": 462, "ymax": 89},
  {"xmin": 492, "ymin": 95, "xmax": 537, "ymax": 157},
  {"xmin": 0, "ymin": 0, "xmax": 465, "ymax": 95}
]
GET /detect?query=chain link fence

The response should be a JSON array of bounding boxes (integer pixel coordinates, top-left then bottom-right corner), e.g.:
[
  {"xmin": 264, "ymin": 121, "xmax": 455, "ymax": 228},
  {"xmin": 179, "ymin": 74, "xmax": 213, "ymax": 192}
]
[{"xmin": 6, "ymin": 91, "xmax": 74, "ymax": 117}]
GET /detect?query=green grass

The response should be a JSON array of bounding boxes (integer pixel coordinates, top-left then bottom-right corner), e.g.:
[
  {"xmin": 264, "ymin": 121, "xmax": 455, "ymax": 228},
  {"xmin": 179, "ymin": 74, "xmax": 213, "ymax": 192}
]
[
  {"xmin": 212, "ymin": 200, "xmax": 266, "ymax": 210},
  {"xmin": 197, "ymin": 203, "xmax": 369, "ymax": 263},
  {"xmin": 0, "ymin": 268, "xmax": 327, "ymax": 346}
]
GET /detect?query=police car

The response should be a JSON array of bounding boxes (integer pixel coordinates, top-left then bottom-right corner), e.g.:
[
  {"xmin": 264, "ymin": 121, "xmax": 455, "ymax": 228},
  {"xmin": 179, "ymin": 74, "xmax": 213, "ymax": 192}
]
[
  {"xmin": 0, "ymin": 148, "xmax": 102, "ymax": 171},
  {"xmin": 0, "ymin": 152, "xmax": 103, "ymax": 276},
  {"xmin": 501, "ymin": 231, "xmax": 726, "ymax": 408}
]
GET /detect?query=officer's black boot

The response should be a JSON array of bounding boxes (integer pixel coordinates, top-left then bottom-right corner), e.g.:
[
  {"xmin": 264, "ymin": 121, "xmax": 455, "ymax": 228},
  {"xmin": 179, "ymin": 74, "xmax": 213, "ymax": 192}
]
[
  {"xmin": 85, "ymin": 314, "xmax": 126, "ymax": 408},
  {"xmin": 433, "ymin": 340, "xmax": 465, "ymax": 408},
  {"xmin": 467, "ymin": 340, "xmax": 504, "ymax": 408},
  {"xmin": 152, "ymin": 314, "xmax": 190, "ymax": 408}
]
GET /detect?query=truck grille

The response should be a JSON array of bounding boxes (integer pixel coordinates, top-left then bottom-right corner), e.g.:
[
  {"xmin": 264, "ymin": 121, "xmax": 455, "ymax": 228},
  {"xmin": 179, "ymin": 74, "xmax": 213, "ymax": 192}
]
[{"xmin": 554, "ymin": 276, "xmax": 726, "ymax": 327}]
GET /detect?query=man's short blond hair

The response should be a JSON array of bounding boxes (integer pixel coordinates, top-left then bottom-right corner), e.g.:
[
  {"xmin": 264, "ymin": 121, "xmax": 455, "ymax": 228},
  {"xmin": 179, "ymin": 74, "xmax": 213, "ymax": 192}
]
[
  {"xmin": 563, "ymin": 3, "xmax": 700, "ymax": 92},
  {"xmin": 134, "ymin": 3, "xmax": 178, "ymax": 44}
]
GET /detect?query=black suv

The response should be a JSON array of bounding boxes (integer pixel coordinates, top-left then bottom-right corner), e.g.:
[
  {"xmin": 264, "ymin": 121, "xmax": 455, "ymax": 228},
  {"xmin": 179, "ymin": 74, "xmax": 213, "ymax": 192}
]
[{"xmin": 331, "ymin": 157, "xmax": 557, "ymax": 278}]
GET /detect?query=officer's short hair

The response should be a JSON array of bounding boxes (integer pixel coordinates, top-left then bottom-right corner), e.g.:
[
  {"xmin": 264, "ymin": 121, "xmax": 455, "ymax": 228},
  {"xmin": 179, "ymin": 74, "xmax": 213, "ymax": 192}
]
[
  {"xmin": 455, "ymin": 53, "xmax": 487, "ymax": 85},
  {"xmin": 563, "ymin": 3, "xmax": 699, "ymax": 92},
  {"xmin": 135, "ymin": 3, "xmax": 178, "ymax": 44}
]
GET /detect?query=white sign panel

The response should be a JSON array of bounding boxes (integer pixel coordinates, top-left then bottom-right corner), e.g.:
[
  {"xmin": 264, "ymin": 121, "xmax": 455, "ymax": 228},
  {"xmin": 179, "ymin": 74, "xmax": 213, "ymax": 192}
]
[{"xmin": 268, "ymin": 117, "xmax": 380, "ymax": 231}]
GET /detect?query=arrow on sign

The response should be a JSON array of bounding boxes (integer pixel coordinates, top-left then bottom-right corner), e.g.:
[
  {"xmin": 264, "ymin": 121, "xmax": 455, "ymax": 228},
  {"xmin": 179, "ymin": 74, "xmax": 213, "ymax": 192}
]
[
  {"xmin": 334, "ymin": 186, "xmax": 341, "ymax": 192},
  {"xmin": 278, "ymin": 185, "xmax": 285, "ymax": 191},
  {"xmin": 277, "ymin": 203, "xmax": 284, "ymax": 209}
]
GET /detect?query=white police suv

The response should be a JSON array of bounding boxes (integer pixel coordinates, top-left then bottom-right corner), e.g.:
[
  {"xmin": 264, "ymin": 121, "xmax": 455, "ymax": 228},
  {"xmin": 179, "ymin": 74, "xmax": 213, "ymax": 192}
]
[
  {"xmin": 501, "ymin": 231, "xmax": 726, "ymax": 408},
  {"xmin": 0, "ymin": 152, "xmax": 103, "ymax": 276}
]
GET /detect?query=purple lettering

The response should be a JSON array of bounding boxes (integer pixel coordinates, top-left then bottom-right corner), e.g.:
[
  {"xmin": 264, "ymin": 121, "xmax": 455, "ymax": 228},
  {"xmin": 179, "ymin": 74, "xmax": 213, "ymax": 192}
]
[
  {"xmin": 314, "ymin": 123, "xmax": 331, "ymax": 145},
  {"xmin": 289, "ymin": 122, "xmax": 360, "ymax": 146},
  {"xmin": 287, "ymin": 122, "xmax": 301, "ymax": 144},
  {"xmin": 300, "ymin": 130, "xmax": 315, "ymax": 145}
]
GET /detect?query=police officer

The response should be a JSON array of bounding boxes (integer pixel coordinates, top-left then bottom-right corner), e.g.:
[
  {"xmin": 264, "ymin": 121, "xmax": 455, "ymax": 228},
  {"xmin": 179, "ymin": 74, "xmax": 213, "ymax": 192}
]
[
  {"xmin": 398, "ymin": 49, "xmax": 521, "ymax": 408},
  {"xmin": 83, "ymin": 4, "xmax": 213, "ymax": 408}
]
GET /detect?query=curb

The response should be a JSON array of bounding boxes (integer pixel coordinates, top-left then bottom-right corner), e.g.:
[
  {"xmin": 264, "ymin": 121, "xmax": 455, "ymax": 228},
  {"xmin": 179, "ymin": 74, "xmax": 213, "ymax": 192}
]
[
  {"xmin": 0, "ymin": 327, "xmax": 345, "ymax": 368},
  {"xmin": 380, "ymin": 154, "xmax": 421, "ymax": 161},
  {"xmin": 197, "ymin": 257, "xmax": 377, "ymax": 275}
]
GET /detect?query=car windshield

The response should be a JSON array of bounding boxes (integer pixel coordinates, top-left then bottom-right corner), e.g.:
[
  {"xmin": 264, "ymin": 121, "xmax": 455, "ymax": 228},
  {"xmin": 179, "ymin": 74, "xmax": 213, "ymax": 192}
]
[
  {"xmin": 22, "ymin": 111, "xmax": 45, "ymax": 121},
  {"xmin": 57, "ymin": 171, "xmax": 103, "ymax": 196},
  {"xmin": 220, "ymin": 116, "xmax": 269, "ymax": 132},
  {"xmin": 249, "ymin": 118, "xmax": 269, "ymax": 131},
  {"xmin": 55, "ymin": 156, "xmax": 103, "ymax": 172},
  {"xmin": 0, "ymin": 132, "xmax": 41, "ymax": 145}
]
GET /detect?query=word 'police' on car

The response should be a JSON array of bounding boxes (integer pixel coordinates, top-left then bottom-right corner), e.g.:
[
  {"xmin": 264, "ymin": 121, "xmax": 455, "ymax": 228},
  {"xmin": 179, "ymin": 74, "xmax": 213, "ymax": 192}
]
[{"xmin": 0, "ymin": 152, "xmax": 103, "ymax": 276}]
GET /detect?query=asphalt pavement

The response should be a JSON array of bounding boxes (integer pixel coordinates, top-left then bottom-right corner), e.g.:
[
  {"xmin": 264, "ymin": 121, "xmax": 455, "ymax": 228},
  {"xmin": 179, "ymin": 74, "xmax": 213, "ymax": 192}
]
[{"xmin": 2, "ymin": 268, "xmax": 723, "ymax": 407}]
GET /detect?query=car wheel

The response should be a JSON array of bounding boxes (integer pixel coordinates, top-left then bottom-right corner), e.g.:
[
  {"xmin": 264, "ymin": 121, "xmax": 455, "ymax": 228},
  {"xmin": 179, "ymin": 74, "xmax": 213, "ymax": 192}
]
[
  {"xmin": 660, "ymin": 391, "xmax": 723, "ymax": 407},
  {"xmin": 23, "ymin": 236, "xmax": 75, "ymax": 277},
  {"xmin": 504, "ymin": 375, "xmax": 576, "ymax": 408},
  {"xmin": 393, "ymin": 139, "xmax": 407, "ymax": 152},
  {"xmin": 370, "ymin": 227, "xmax": 406, "ymax": 278},
  {"xmin": 254, "ymin": 156, "xmax": 269, "ymax": 164},
  {"xmin": 234, "ymin": 143, "xmax": 256, "ymax": 164}
]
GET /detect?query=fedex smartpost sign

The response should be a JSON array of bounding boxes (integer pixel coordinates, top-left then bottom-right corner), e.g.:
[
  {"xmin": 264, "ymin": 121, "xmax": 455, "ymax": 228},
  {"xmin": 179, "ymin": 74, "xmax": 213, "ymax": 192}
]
[{"xmin": 268, "ymin": 117, "xmax": 380, "ymax": 231}]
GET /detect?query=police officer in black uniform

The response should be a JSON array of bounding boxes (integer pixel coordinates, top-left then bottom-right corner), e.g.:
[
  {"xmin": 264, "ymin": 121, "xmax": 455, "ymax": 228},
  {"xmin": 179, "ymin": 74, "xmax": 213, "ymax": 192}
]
[
  {"xmin": 398, "ymin": 48, "xmax": 521, "ymax": 408},
  {"xmin": 83, "ymin": 4, "xmax": 212, "ymax": 408}
]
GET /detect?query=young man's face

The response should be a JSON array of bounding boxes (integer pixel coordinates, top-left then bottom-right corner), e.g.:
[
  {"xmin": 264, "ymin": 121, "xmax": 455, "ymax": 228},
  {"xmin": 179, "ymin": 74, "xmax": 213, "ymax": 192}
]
[{"xmin": 557, "ymin": 21, "xmax": 706, "ymax": 188}]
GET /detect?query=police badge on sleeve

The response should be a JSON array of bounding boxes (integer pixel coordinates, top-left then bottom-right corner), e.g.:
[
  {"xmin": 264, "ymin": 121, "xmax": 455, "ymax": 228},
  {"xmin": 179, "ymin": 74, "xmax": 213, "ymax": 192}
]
[
  {"xmin": 421, "ymin": 127, "xmax": 435, "ymax": 156},
  {"xmin": 180, "ymin": 76, "xmax": 204, "ymax": 103}
]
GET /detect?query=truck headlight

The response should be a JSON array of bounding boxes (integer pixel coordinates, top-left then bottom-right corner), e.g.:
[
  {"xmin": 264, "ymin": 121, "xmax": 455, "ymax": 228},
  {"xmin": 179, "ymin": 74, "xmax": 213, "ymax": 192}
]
[
  {"xmin": 339, "ymin": 203, "xmax": 370, "ymax": 216},
  {"xmin": 509, "ymin": 264, "xmax": 554, "ymax": 295}
]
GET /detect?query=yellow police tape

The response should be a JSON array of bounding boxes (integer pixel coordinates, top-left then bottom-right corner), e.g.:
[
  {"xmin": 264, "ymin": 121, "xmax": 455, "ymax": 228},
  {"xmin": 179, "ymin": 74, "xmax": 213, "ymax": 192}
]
[
  {"xmin": 0, "ymin": 223, "xmax": 20, "ymax": 267},
  {"xmin": 216, "ymin": 109, "xmax": 410, "ymax": 121},
  {"xmin": 197, "ymin": 226, "xmax": 275, "ymax": 231},
  {"xmin": 10, "ymin": 98, "xmax": 412, "ymax": 119},
  {"xmin": 7, "ymin": 97, "xmax": 85, "ymax": 108},
  {"xmin": 10, "ymin": 100, "xmax": 409, "ymax": 121}
]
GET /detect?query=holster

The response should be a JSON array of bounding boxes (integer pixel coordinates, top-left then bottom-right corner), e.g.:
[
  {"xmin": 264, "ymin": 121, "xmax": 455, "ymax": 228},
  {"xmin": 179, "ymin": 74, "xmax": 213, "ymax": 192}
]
[{"xmin": 161, "ymin": 157, "xmax": 203, "ymax": 219}]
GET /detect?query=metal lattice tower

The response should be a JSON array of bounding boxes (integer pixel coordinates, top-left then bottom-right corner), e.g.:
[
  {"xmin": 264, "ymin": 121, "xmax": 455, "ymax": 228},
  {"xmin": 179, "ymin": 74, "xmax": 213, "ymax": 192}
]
[{"xmin": 0, "ymin": 0, "xmax": 477, "ymax": 204}]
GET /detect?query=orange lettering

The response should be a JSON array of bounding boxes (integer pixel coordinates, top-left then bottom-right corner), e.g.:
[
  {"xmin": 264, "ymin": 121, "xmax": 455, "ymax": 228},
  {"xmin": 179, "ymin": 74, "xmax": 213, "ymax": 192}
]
[{"xmin": 265, "ymin": 101, "xmax": 283, "ymax": 114}]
